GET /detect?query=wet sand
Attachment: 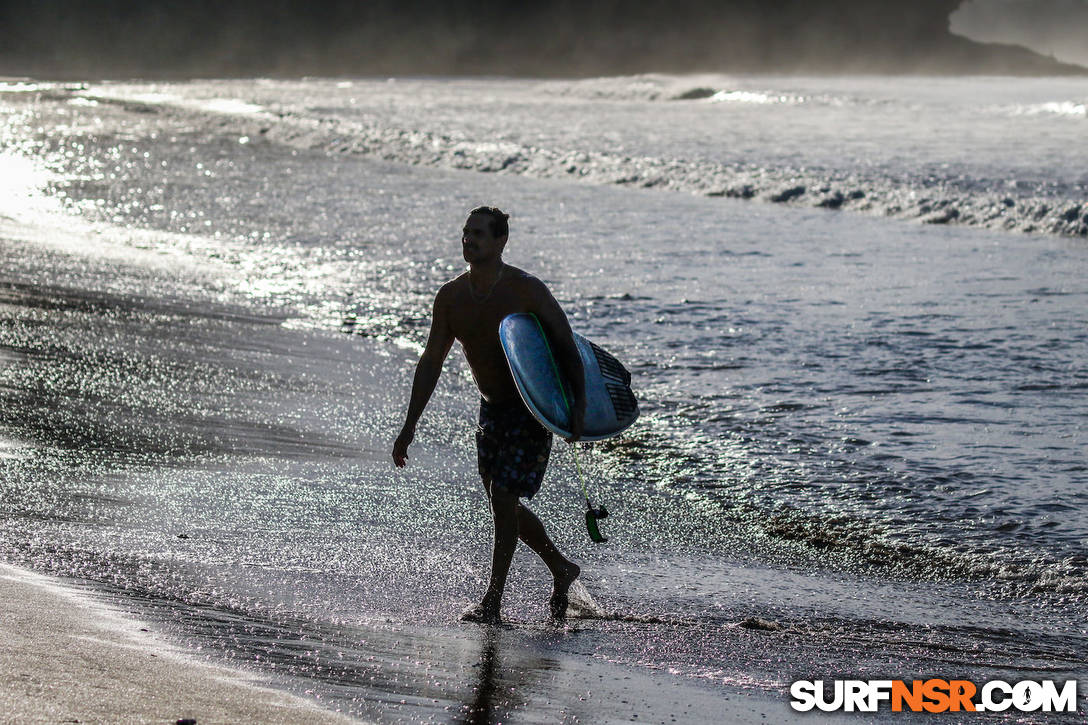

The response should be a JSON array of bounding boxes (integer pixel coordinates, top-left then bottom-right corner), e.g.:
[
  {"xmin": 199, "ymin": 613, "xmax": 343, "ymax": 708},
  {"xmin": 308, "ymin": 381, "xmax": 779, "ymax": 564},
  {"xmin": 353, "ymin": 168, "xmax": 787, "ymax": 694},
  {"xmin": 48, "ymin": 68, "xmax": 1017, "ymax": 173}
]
[
  {"xmin": 0, "ymin": 226, "xmax": 816, "ymax": 723},
  {"xmin": 0, "ymin": 564, "xmax": 356, "ymax": 724},
  {"xmin": 5, "ymin": 79, "xmax": 1087, "ymax": 722},
  {"xmin": 0, "ymin": 561, "xmax": 810, "ymax": 724}
]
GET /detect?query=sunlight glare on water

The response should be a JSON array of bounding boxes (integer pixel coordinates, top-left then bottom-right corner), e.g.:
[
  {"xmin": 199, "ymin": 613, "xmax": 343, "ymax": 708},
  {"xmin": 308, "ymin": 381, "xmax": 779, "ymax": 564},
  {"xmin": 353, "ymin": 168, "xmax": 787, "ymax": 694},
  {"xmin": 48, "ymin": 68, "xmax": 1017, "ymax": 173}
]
[
  {"xmin": 0, "ymin": 75, "xmax": 1085, "ymax": 721},
  {"xmin": 0, "ymin": 151, "xmax": 62, "ymax": 221}
]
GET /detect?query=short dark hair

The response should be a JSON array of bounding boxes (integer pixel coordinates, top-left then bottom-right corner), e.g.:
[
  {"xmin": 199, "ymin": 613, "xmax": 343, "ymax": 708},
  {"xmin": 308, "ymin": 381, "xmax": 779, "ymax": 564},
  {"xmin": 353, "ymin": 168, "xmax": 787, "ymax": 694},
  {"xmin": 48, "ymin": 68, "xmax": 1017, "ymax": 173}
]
[{"xmin": 469, "ymin": 206, "xmax": 509, "ymax": 239}]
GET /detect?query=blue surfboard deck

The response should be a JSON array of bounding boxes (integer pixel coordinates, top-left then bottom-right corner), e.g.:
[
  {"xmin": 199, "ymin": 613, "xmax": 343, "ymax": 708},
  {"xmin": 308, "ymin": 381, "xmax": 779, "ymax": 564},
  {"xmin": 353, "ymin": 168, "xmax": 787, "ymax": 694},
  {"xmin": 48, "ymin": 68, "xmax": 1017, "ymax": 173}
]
[{"xmin": 498, "ymin": 313, "xmax": 638, "ymax": 441}]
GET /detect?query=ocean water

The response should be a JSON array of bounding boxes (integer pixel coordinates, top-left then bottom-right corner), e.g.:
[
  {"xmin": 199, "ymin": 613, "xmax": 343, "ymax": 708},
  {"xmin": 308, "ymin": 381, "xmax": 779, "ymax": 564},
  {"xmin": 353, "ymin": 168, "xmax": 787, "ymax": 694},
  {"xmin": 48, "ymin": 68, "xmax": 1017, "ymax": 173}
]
[{"xmin": 1, "ymin": 74, "xmax": 1086, "ymax": 721}]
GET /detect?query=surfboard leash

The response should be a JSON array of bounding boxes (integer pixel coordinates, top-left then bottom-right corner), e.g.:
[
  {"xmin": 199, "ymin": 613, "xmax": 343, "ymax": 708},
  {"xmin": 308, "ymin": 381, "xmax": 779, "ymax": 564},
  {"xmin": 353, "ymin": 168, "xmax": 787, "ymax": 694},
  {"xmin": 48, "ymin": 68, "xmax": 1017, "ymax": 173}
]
[
  {"xmin": 528, "ymin": 314, "xmax": 610, "ymax": 543},
  {"xmin": 571, "ymin": 440, "xmax": 609, "ymax": 544}
]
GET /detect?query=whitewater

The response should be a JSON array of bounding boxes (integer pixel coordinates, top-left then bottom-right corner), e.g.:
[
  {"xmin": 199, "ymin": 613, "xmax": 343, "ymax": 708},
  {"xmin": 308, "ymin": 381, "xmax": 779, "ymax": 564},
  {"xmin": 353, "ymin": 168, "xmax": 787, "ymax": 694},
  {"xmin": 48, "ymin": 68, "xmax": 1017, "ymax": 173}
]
[{"xmin": 1, "ymin": 74, "xmax": 1086, "ymax": 722}]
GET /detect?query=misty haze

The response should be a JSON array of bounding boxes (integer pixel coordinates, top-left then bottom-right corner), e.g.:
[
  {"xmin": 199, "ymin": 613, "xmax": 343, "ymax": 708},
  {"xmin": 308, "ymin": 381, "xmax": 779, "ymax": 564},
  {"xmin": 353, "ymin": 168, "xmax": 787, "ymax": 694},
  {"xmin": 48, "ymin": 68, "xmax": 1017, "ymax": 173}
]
[
  {"xmin": 1, "ymin": 1, "xmax": 1087, "ymax": 723},
  {"xmin": 1, "ymin": 0, "xmax": 1086, "ymax": 77},
  {"xmin": 952, "ymin": 0, "xmax": 1088, "ymax": 68}
]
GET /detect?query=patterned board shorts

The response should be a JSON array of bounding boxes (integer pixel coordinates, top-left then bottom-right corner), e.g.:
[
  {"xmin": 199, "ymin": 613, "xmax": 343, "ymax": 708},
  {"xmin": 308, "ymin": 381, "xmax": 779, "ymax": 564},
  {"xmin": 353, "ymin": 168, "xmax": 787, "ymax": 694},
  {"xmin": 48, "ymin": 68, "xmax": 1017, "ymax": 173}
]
[{"xmin": 476, "ymin": 398, "xmax": 553, "ymax": 499}]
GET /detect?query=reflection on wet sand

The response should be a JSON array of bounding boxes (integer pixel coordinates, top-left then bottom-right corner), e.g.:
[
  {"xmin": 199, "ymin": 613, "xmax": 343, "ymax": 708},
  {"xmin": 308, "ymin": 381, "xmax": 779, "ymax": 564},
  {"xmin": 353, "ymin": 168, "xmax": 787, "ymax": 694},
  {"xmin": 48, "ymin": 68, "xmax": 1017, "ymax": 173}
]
[{"xmin": 457, "ymin": 628, "xmax": 501, "ymax": 725}]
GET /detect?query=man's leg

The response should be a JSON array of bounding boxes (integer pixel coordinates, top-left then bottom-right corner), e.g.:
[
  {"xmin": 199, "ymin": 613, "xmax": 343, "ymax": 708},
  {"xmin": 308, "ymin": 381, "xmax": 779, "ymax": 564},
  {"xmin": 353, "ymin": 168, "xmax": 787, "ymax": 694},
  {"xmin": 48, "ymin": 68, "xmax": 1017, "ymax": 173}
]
[
  {"xmin": 513, "ymin": 504, "xmax": 580, "ymax": 618},
  {"xmin": 476, "ymin": 477, "xmax": 580, "ymax": 619},
  {"xmin": 464, "ymin": 480, "xmax": 520, "ymax": 623},
  {"xmin": 486, "ymin": 484, "xmax": 520, "ymax": 605},
  {"xmin": 477, "ymin": 478, "xmax": 578, "ymax": 577}
]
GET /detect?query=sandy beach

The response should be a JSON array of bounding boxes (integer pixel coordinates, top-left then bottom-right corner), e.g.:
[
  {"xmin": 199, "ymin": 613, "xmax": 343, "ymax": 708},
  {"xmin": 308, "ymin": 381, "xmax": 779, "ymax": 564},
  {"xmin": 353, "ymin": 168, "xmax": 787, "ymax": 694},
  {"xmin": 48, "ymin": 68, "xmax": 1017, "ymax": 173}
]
[
  {"xmin": 0, "ymin": 564, "xmax": 355, "ymax": 724},
  {"xmin": 2, "ymin": 75, "xmax": 1086, "ymax": 722},
  {"xmin": 0, "ymin": 563, "xmax": 814, "ymax": 724},
  {"xmin": 0, "ymin": 221, "xmax": 812, "ymax": 723}
]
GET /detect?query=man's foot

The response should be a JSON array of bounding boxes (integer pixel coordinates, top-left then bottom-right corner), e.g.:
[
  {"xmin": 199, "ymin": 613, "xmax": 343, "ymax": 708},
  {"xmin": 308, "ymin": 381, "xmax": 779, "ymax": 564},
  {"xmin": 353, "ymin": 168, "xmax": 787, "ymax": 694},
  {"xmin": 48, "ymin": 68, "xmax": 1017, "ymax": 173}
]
[
  {"xmin": 549, "ymin": 562, "xmax": 581, "ymax": 620},
  {"xmin": 461, "ymin": 601, "xmax": 502, "ymax": 625}
]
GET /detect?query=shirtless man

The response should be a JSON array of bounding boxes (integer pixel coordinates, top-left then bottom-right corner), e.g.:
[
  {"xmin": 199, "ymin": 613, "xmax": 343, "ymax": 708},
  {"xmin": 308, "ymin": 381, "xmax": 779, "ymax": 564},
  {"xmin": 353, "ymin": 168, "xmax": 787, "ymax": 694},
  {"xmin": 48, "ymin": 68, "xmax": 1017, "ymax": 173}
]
[{"xmin": 392, "ymin": 206, "xmax": 585, "ymax": 624}]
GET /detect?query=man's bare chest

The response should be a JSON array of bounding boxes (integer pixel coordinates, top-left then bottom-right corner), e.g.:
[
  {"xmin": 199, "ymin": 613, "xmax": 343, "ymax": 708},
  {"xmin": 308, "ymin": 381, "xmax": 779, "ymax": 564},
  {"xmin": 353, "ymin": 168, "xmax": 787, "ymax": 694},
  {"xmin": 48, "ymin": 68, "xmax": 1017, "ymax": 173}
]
[{"xmin": 448, "ymin": 289, "xmax": 528, "ymax": 349}]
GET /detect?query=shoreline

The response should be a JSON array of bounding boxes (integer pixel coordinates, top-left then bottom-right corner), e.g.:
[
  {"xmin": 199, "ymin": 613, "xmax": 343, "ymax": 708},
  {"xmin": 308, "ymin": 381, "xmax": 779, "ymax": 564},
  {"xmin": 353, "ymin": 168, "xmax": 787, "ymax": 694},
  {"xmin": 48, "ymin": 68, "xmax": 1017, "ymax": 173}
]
[
  {"xmin": 0, "ymin": 221, "xmax": 819, "ymax": 723},
  {"xmin": 3, "ymin": 87, "xmax": 1085, "ymax": 722},
  {"xmin": 0, "ymin": 562, "xmax": 823, "ymax": 724},
  {"xmin": 0, "ymin": 563, "xmax": 358, "ymax": 724}
]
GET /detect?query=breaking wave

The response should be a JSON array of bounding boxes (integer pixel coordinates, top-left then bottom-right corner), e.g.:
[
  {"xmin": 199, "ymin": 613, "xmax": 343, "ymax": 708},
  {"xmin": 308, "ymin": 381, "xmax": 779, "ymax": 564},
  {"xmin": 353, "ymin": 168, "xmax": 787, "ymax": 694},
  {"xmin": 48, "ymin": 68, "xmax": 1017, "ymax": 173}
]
[{"xmin": 64, "ymin": 83, "xmax": 1088, "ymax": 239}]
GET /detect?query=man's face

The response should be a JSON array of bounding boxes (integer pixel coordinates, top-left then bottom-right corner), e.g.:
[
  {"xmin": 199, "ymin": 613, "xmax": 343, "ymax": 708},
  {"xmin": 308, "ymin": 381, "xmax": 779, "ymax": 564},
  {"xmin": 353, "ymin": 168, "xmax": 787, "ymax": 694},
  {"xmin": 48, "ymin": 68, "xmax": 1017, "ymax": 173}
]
[{"xmin": 462, "ymin": 213, "xmax": 504, "ymax": 264}]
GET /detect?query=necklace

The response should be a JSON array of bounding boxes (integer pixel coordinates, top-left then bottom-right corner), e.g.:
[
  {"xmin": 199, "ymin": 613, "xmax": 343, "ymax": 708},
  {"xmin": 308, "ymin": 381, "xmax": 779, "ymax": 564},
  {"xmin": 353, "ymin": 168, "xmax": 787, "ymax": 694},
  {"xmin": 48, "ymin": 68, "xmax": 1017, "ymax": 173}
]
[{"xmin": 468, "ymin": 263, "xmax": 505, "ymax": 303}]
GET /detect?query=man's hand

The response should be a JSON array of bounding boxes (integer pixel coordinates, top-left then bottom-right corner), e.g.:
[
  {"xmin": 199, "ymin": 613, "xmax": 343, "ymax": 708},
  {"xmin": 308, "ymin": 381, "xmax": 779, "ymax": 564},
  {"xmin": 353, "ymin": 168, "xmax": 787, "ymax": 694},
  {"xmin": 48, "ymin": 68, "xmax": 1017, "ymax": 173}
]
[
  {"xmin": 392, "ymin": 426, "xmax": 414, "ymax": 467},
  {"xmin": 564, "ymin": 402, "xmax": 585, "ymax": 444}
]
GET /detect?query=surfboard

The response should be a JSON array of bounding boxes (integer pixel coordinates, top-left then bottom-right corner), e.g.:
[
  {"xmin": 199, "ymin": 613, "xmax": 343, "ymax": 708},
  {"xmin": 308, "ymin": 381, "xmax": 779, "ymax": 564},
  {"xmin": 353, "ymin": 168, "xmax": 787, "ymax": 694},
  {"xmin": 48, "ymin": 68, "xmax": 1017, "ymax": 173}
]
[{"xmin": 498, "ymin": 313, "xmax": 638, "ymax": 441}]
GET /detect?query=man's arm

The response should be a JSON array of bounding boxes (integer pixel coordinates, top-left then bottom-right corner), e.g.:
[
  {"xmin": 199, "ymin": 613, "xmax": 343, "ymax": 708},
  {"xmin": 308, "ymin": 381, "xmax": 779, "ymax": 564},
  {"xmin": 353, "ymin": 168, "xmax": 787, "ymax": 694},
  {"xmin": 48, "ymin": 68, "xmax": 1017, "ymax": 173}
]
[
  {"xmin": 392, "ymin": 288, "xmax": 455, "ymax": 467},
  {"xmin": 530, "ymin": 281, "xmax": 586, "ymax": 443}
]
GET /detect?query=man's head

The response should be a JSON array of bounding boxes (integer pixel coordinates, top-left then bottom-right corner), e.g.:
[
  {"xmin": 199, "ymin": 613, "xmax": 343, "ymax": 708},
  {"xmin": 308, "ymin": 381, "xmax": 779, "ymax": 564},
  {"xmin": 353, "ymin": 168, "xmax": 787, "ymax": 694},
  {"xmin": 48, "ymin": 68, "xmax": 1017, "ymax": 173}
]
[{"xmin": 462, "ymin": 206, "xmax": 509, "ymax": 265}]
